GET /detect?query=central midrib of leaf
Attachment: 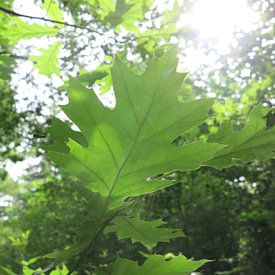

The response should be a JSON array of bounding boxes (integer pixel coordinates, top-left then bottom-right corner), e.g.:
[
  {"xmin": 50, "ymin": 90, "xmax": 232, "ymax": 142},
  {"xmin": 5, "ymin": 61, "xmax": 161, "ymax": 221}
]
[
  {"xmin": 102, "ymin": 80, "xmax": 159, "ymax": 208},
  {"xmin": 122, "ymin": 217, "xmax": 151, "ymax": 242}
]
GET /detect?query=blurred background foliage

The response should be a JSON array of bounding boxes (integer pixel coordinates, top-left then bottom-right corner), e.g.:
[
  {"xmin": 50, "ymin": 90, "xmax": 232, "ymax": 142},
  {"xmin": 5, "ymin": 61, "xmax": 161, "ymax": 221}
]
[{"xmin": 0, "ymin": 0, "xmax": 274, "ymax": 274}]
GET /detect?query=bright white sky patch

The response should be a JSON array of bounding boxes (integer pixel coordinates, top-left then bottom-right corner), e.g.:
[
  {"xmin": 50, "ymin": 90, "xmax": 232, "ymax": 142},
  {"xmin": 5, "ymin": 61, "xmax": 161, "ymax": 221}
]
[
  {"xmin": 178, "ymin": 0, "xmax": 260, "ymax": 42},
  {"xmin": 5, "ymin": 157, "xmax": 42, "ymax": 182},
  {"xmin": 177, "ymin": 0, "xmax": 260, "ymax": 72},
  {"xmin": 189, "ymin": 0, "xmax": 259, "ymax": 39}
]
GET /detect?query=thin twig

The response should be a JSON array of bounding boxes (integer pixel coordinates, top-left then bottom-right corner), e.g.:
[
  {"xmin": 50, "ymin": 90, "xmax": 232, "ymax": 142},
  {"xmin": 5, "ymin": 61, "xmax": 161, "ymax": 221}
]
[
  {"xmin": 0, "ymin": 51, "xmax": 29, "ymax": 60},
  {"xmin": 0, "ymin": 6, "xmax": 104, "ymax": 36}
]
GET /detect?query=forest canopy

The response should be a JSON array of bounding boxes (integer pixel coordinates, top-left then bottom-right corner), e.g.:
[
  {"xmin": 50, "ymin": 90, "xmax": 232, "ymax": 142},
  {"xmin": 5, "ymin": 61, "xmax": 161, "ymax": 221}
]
[{"xmin": 0, "ymin": 0, "xmax": 274, "ymax": 274}]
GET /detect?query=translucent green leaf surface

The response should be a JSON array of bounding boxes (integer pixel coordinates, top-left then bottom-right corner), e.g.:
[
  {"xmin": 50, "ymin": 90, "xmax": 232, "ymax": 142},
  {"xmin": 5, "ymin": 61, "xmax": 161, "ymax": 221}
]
[
  {"xmin": 105, "ymin": 216, "xmax": 184, "ymax": 249},
  {"xmin": 88, "ymin": 0, "xmax": 116, "ymax": 19},
  {"xmin": 45, "ymin": 49, "xmax": 224, "ymax": 261},
  {"xmin": 31, "ymin": 41, "xmax": 61, "ymax": 76},
  {"xmin": 47, "ymin": 49, "xmax": 223, "ymax": 209},
  {"xmin": 105, "ymin": 0, "xmax": 152, "ymax": 31},
  {"xmin": 0, "ymin": 17, "xmax": 58, "ymax": 45},
  {"xmin": 206, "ymin": 105, "xmax": 275, "ymax": 169},
  {"xmin": 42, "ymin": 0, "xmax": 64, "ymax": 22},
  {"xmin": 111, "ymin": 254, "xmax": 208, "ymax": 275},
  {"xmin": 105, "ymin": 0, "xmax": 133, "ymax": 26}
]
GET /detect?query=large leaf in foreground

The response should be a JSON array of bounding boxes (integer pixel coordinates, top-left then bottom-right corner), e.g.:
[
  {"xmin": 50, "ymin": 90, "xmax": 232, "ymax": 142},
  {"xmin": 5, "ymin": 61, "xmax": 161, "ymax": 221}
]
[
  {"xmin": 110, "ymin": 254, "xmax": 208, "ymax": 275},
  {"xmin": 47, "ymin": 49, "xmax": 222, "ymax": 209},
  {"xmin": 105, "ymin": 216, "xmax": 184, "ymax": 249},
  {"xmin": 206, "ymin": 105, "xmax": 275, "ymax": 169}
]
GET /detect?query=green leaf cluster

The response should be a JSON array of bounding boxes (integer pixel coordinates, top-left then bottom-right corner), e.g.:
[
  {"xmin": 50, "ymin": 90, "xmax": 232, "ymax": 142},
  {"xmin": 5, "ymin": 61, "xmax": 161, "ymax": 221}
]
[
  {"xmin": 44, "ymin": 49, "xmax": 224, "ymax": 272},
  {"xmin": 44, "ymin": 48, "xmax": 274, "ymax": 272}
]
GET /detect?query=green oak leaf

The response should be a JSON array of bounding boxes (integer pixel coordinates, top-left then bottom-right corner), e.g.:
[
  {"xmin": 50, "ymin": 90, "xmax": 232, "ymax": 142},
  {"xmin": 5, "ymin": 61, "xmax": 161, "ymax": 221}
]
[
  {"xmin": 0, "ymin": 17, "xmax": 58, "ymax": 45},
  {"xmin": 205, "ymin": 105, "xmax": 275, "ymax": 169},
  {"xmin": 105, "ymin": 0, "xmax": 133, "ymax": 27},
  {"xmin": 58, "ymin": 66, "xmax": 110, "ymax": 91},
  {"xmin": 42, "ymin": 0, "xmax": 64, "ymax": 22},
  {"xmin": 31, "ymin": 41, "xmax": 61, "ymax": 77},
  {"xmin": 105, "ymin": 216, "xmax": 184, "ymax": 249},
  {"xmin": 105, "ymin": 0, "xmax": 152, "ymax": 31},
  {"xmin": 77, "ymin": 70, "xmax": 108, "ymax": 87},
  {"xmin": 88, "ymin": 0, "xmax": 116, "ymax": 19},
  {"xmin": 110, "ymin": 254, "xmax": 209, "ymax": 275},
  {"xmin": 46, "ymin": 48, "xmax": 223, "ymax": 210},
  {"xmin": 44, "ymin": 117, "xmax": 88, "ymax": 153}
]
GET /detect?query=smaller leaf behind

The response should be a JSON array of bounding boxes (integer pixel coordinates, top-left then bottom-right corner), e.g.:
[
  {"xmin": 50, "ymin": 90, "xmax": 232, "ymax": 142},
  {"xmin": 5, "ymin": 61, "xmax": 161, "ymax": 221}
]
[
  {"xmin": 105, "ymin": 0, "xmax": 133, "ymax": 27},
  {"xmin": 205, "ymin": 105, "xmax": 275, "ymax": 169},
  {"xmin": 30, "ymin": 41, "xmax": 61, "ymax": 77},
  {"xmin": 105, "ymin": 216, "xmax": 184, "ymax": 249},
  {"xmin": 110, "ymin": 254, "xmax": 209, "ymax": 275},
  {"xmin": 43, "ymin": 117, "xmax": 88, "ymax": 153}
]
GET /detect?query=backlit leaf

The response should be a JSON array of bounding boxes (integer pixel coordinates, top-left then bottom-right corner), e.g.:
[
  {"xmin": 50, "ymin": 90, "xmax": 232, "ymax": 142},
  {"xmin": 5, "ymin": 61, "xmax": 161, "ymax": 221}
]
[
  {"xmin": 31, "ymin": 41, "xmax": 61, "ymax": 77},
  {"xmin": 47, "ymin": 48, "xmax": 223, "ymax": 210},
  {"xmin": 111, "ymin": 254, "xmax": 209, "ymax": 275},
  {"xmin": 0, "ymin": 17, "xmax": 58, "ymax": 45},
  {"xmin": 206, "ymin": 105, "xmax": 275, "ymax": 169},
  {"xmin": 42, "ymin": 0, "xmax": 64, "ymax": 22},
  {"xmin": 105, "ymin": 0, "xmax": 133, "ymax": 26},
  {"xmin": 105, "ymin": 216, "xmax": 184, "ymax": 249}
]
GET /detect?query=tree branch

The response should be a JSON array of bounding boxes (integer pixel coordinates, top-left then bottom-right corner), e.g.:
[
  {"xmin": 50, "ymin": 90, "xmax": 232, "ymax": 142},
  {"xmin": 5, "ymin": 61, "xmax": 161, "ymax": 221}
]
[
  {"xmin": 0, "ymin": 51, "xmax": 29, "ymax": 60},
  {"xmin": 0, "ymin": 6, "xmax": 104, "ymax": 36}
]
